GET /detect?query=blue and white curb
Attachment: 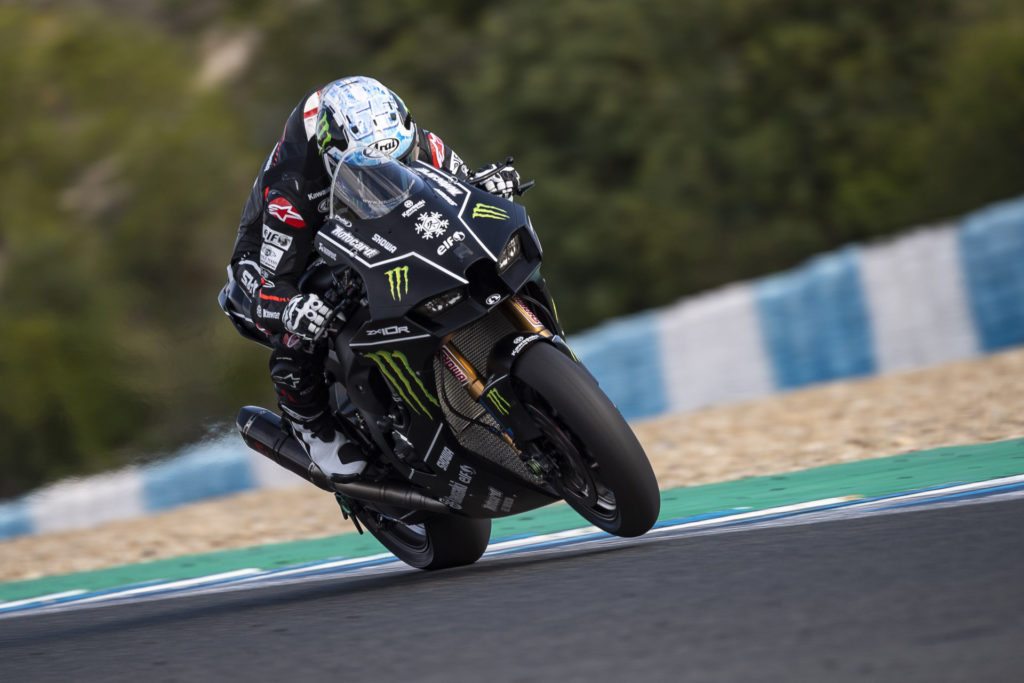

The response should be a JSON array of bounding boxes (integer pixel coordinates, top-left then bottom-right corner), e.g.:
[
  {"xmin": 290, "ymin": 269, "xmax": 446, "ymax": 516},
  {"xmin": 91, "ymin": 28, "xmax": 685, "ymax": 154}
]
[
  {"xmin": 631, "ymin": 194, "xmax": 1024, "ymax": 417},
  {"xmin": 574, "ymin": 192, "xmax": 1024, "ymax": 419},
  {"xmin": 0, "ymin": 433, "xmax": 300, "ymax": 540},
  {"xmin": 4, "ymin": 474, "xmax": 1023, "ymax": 619}
]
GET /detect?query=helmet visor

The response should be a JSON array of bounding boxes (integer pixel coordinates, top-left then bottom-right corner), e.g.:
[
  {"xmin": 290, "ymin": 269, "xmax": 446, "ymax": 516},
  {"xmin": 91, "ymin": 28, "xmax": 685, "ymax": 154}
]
[{"xmin": 327, "ymin": 147, "xmax": 423, "ymax": 220}]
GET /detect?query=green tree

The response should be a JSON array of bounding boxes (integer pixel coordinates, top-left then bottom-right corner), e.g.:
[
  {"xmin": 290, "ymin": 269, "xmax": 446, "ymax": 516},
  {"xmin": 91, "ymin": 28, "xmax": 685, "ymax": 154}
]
[{"xmin": 0, "ymin": 6, "xmax": 257, "ymax": 495}]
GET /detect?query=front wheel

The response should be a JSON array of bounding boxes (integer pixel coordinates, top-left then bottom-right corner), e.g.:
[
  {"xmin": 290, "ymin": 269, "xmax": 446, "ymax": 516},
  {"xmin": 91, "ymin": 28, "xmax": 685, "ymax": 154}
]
[
  {"xmin": 513, "ymin": 342, "xmax": 660, "ymax": 537},
  {"xmin": 355, "ymin": 509, "xmax": 491, "ymax": 570}
]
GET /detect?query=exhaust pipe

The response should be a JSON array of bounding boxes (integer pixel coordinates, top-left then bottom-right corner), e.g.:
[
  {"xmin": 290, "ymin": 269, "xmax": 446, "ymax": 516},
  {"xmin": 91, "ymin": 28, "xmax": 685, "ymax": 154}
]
[
  {"xmin": 236, "ymin": 405, "xmax": 330, "ymax": 489},
  {"xmin": 236, "ymin": 406, "xmax": 450, "ymax": 514},
  {"xmin": 332, "ymin": 480, "xmax": 450, "ymax": 514}
]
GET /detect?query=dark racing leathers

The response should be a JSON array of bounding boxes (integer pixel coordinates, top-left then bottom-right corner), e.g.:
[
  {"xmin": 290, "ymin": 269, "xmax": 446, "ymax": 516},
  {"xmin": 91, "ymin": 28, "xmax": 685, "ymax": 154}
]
[{"xmin": 229, "ymin": 86, "xmax": 470, "ymax": 424}]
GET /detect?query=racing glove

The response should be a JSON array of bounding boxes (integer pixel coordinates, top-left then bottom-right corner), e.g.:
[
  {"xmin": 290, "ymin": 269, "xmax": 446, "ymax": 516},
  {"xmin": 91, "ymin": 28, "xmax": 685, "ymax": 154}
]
[
  {"xmin": 473, "ymin": 164, "xmax": 520, "ymax": 200},
  {"xmin": 282, "ymin": 293, "xmax": 330, "ymax": 342}
]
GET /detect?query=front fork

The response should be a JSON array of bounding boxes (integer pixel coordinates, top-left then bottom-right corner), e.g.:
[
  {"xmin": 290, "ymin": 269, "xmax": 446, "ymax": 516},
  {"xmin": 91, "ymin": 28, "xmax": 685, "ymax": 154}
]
[{"xmin": 439, "ymin": 296, "xmax": 560, "ymax": 475}]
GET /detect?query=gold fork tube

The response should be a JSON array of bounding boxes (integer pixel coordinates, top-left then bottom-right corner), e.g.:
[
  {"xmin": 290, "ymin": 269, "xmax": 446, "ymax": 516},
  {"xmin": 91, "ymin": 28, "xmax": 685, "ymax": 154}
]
[
  {"xmin": 504, "ymin": 296, "xmax": 552, "ymax": 337},
  {"xmin": 439, "ymin": 339, "xmax": 486, "ymax": 400},
  {"xmin": 439, "ymin": 337, "xmax": 518, "ymax": 451}
]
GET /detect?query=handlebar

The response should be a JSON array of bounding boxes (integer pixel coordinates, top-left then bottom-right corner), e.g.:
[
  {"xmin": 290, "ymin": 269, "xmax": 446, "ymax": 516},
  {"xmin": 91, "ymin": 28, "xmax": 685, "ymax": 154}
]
[{"xmin": 469, "ymin": 156, "xmax": 535, "ymax": 196}]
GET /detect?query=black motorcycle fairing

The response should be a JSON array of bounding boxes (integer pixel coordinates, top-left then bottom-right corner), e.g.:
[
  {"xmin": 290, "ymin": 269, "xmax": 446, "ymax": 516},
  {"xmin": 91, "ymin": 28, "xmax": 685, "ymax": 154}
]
[
  {"xmin": 314, "ymin": 167, "xmax": 532, "ymax": 320},
  {"xmin": 284, "ymin": 160, "xmax": 572, "ymax": 519},
  {"xmin": 323, "ymin": 306, "xmax": 560, "ymax": 518}
]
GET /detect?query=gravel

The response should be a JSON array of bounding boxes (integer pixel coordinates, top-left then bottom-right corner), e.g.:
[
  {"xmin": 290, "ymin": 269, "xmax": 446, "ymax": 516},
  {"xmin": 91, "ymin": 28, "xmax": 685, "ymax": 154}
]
[{"xmin": 4, "ymin": 346, "xmax": 1024, "ymax": 584}]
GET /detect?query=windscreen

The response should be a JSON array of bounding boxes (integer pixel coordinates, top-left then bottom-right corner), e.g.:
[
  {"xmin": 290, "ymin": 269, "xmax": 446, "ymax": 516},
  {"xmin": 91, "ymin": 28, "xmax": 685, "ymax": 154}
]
[{"xmin": 328, "ymin": 146, "xmax": 424, "ymax": 220}]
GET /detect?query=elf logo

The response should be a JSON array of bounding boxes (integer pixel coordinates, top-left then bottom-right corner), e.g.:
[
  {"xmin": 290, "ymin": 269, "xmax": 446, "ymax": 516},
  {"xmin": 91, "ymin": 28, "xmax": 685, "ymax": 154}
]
[{"xmin": 436, "ymin": 231, "xmax": 466, "ymax": 256}]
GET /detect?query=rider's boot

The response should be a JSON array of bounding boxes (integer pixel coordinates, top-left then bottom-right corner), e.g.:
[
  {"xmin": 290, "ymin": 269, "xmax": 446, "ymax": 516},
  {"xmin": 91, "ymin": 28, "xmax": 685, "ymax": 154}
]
[
  {"xmin": 287, "ymin": 410, "xmax": 367, "ymax": 482},
  {"xmin": 270, "ymin": 347, "xmax": 366, "ymax": 482}
]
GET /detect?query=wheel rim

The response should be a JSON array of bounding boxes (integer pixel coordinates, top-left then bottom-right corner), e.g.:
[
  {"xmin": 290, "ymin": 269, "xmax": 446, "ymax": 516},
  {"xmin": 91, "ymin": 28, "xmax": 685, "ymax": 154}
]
[
  {"xmin": 527, "ymin": 405, "xmax": 619, "ymax": 525},
  {"xmin": 369, "ymin": 516, "xmax": 430, "ymax": 553}
]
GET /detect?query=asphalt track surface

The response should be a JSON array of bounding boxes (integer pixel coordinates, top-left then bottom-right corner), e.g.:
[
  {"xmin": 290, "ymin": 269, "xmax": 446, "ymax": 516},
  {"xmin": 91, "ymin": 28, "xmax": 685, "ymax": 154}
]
[{"xmin": 2, "ymin": 496, "xmax": 1022, "ymax": 682}]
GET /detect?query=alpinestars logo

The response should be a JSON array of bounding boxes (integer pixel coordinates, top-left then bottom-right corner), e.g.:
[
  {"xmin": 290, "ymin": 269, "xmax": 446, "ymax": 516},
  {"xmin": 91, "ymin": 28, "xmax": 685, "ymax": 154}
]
[
  {"xmin": 428, "ymin": 132, "xmax": 445, "ymax": 167},
  {"xmin": 386, "ymin": 266, "xmax": 409, "ymax": 301},
  {"xmin": 472, "ymin": 203, "xmax": 509, "ymax": 220},
  {"xmin": 275, "ymin": 372, "xmax": 303, "ymax": 389},
  {"xmin": 268, "ymin": 197, "xmax": 306, "ymax": 228},
  {"xmin": 415, "ymin": 212, "xmax": 449, "ymax": 239}
]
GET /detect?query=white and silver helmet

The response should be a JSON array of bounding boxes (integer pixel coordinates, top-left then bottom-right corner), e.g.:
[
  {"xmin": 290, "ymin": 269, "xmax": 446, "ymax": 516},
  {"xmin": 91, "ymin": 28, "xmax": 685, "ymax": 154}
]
[{"xmin": 314, "ymin": 76, "xmax": 416, "ymax": 174}]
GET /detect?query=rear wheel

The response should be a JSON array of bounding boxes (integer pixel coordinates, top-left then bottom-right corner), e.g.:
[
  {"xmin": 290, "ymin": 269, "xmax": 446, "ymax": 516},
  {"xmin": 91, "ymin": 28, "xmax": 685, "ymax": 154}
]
[
  {"xmin": 513, "ymin": 342, "xmax": 660, "ymax": 537},
  {"xmin": 355, "ymin": 510, "xmax": 491, "ymax": 570}
]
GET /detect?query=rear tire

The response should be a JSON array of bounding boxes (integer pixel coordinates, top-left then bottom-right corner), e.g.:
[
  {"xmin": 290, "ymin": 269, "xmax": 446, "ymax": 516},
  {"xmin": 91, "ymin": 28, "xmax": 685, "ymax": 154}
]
[
  {"xmin": 513, "ymin": 342, "xmax": 660, "ymax": 537},
  {"xmin": 356, "ymin": 511, "xmax": 491, "ymax": 570}
]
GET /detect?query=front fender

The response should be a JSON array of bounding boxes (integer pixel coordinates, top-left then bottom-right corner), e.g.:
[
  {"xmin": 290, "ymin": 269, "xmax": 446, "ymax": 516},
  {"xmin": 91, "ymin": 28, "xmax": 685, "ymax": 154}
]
[
  {"xmin": 487, "ymin": 333, "xmax": 581, "ymax": 379},
  {"xmin": 477, "ymin": 334, "xmax": 593, "ymax": 446}
]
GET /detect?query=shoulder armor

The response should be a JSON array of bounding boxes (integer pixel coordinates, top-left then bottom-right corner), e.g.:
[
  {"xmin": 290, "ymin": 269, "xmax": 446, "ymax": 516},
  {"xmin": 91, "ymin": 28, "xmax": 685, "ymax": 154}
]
[{"xmin": 302, "ymin": 89, "xmax": 323, "ymax": 140}]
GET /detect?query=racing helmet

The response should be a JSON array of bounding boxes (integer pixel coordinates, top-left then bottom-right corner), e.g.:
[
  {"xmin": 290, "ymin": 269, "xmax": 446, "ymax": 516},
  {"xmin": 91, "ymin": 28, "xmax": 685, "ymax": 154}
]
[{"xmin": 315, "ymin": 76, "xmax": 416, "ymax": 176}]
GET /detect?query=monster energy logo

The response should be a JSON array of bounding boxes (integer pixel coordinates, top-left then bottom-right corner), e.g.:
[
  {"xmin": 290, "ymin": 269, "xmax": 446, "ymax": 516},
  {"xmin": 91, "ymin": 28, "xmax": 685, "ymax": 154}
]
[
  {"xmin": 471, "ymin": 203, "xmax": 510, "ymax": 220},
  {"xmin": 486, "ymin": 388, "xmax": 512, "ymax": 416},
  {"xmin": 365, "ymin": 350, "xmax": 440, "ymax": 418},
  {"xmin": 386, "ymin": 266, "xmax": 409, "ymax": 301},
  {"xmin": 316, "ymin": 112, "xmax": 331, "ymax": 154}
]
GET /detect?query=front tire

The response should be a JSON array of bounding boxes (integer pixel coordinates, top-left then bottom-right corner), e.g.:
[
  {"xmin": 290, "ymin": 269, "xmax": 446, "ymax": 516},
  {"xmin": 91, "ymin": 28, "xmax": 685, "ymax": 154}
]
[
  {"xmin": 513, "ymin": 342, "xmax": 660, "ymax": 537},
  {"xmin": 356, "ymin": 511, "xmax": 491, "ymax": 570}
]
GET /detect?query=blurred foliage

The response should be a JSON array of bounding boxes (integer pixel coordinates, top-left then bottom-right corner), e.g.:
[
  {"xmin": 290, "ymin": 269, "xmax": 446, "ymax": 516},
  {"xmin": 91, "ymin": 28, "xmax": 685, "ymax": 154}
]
[{"xmin": 2, "ymin": 0, "xmax": 1024, "ymax": 495}]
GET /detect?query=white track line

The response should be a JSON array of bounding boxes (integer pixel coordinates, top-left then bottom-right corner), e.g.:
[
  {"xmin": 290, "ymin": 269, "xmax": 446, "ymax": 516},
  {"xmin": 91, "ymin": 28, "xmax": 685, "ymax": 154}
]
[{"xmin": 3, "ymin": 475, "xmax": 1023, "ymax": 618}]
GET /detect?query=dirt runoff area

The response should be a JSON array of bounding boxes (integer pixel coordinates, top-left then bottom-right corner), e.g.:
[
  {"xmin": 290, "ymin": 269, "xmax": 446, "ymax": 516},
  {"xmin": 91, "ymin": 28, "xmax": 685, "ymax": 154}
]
[{"xmin": 5, "ymin": 347, "xmax": 1024, "ymax": 584}]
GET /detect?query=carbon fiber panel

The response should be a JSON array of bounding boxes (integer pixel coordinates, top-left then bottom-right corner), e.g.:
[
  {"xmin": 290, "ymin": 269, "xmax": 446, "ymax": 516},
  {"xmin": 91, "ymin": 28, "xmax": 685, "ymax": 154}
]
[{"xmin": 433, "ymin": 311, "xmax": 540, "ymax": 483}]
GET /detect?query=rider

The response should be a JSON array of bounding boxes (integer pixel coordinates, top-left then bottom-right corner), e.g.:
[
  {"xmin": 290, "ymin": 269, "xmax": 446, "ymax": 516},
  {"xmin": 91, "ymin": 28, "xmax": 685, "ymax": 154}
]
[{"xmin": 226, "ymin": 76, "xmax": 519, "ymax": 482}]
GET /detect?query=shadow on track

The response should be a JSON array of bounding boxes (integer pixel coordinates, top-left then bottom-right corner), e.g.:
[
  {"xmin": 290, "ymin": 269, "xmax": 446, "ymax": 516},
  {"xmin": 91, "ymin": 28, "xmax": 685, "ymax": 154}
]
[{"xmin": 0, "ymin": 538, "xmax": 635, "ymax": 646}]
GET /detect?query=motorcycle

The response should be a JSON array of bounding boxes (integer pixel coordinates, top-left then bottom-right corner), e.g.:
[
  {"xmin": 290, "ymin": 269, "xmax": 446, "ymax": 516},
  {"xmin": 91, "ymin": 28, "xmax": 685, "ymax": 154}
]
[{"xmin": 219, "ymin": 149, "xmax": 660, "ymax": 570}]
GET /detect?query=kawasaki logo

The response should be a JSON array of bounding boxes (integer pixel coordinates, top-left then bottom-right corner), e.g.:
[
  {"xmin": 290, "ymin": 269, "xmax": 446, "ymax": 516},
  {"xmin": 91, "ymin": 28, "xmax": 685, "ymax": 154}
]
[
  {"xmin": 486, "ymin": 388, "xmax": 512, "ymax": 416},
  {"xmin": 386, "ymin": 266, "xmax": 409, "ymax": 301},
  {"xmin": 472, "ymin": 203, "xmax": 509, "ymax": 220},
  {"xmin": 365, "ymin": 350, "xmax": 440, "ymax": 418}
]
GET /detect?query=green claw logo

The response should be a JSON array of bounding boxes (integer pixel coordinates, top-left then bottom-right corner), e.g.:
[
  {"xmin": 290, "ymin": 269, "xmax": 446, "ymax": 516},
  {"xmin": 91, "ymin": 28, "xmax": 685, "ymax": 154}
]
[
  {"xmin": 316, "ymin": 112, "xmax": 332, "ymax": 154},
  {"xmin": 365, "ymin": 350, "xmax": 440, "ymax": 418},
  {"xmin": 386, "ymin": 266, "xmax": 409, "ymax": 301},
  {"xmin": 471, "ymin": 203, "xmax": 510, "ymax": 220},
  {"xmin": 486, "ymin": 388, "xmax": 512, "ymax": 416}
]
